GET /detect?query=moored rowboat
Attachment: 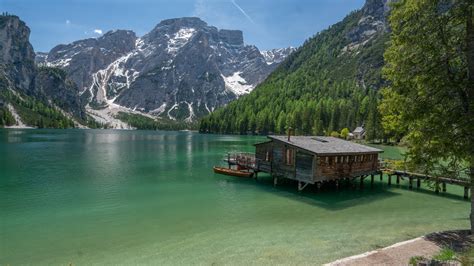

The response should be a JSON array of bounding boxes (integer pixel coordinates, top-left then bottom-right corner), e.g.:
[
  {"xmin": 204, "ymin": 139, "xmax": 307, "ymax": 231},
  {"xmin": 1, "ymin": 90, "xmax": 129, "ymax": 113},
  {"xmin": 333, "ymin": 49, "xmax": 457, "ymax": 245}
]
[{"xmin": 213, "ymin": 166, "xmax": 254, "ymax": 178}]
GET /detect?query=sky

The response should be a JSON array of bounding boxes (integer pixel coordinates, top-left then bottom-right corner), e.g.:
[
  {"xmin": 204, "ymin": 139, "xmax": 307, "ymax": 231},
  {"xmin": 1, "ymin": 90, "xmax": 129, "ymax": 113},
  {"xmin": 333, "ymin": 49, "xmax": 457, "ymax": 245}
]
[{"xmin": 1, "ymin": 0, "xmax": 365, "ymax": 52}]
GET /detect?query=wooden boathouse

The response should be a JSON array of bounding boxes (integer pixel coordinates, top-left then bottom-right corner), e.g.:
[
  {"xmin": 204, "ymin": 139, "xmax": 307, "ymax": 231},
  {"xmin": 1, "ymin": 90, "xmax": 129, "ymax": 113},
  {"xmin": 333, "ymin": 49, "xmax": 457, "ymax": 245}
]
[
  {"xmin": 222, "ymin": 134, "xmax": 471, "ymax": 198},
  {"xmin": 253, "ymin": 134, "xmax": 383, "ymax": 191}
]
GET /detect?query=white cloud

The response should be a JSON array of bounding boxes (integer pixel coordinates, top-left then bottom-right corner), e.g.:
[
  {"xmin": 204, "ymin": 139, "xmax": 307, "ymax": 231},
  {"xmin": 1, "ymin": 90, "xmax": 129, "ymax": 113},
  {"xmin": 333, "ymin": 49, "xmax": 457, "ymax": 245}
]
[{"xmin": 94, "ymin": 29, "xmax": 103, "ymax": 34}]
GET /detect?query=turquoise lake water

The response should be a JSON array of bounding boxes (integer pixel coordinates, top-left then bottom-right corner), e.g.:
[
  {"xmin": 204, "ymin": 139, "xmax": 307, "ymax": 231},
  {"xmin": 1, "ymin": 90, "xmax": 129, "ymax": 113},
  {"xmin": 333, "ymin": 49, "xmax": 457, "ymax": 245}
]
[{"xmin": 0, "ymin": 129, "xmax": 469, "ymax": 265}]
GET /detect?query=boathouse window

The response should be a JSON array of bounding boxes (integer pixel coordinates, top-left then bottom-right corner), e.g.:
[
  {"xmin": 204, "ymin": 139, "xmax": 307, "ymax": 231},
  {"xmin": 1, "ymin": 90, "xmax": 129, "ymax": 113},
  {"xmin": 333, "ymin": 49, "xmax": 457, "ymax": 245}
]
[{"xmin": 285, "ymin": 148, "xmax": 294, "ymax": 165}]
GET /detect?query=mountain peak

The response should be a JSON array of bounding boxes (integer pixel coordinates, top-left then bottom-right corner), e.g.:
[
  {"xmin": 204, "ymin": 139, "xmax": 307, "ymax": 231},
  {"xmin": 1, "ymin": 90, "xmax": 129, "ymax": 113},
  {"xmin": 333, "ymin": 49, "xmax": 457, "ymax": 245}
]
[
  {"xmin": 155, "ymin": 17, "xmax": 208, "ymax": 30},
  {"xmin": 218, "ymin": 29, "xmax": 243, "ymax": 46}
]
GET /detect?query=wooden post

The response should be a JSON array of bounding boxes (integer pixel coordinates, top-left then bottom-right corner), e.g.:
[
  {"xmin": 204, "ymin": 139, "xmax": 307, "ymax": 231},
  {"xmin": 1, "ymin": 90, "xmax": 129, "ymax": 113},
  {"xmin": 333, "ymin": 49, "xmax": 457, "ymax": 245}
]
[
  {"xmin": 435, "ymin": 182, "xmax": 439, "ymax": 194},
  {"xmin": 442, "ymin": 182, "xmax": 446, "ymax": 192},
  {"xmin": 417, "ymin": 178, "xmax": 421, "ymax": 188},
  {"xmin": 360, "ymin": 176, "xmax": 364, "ymax": 189},
  {"xmin": 273, "ymin": 176, "xmax": 278, "ymax": 187},
  {"xmin": 380, "ymin": 173, "xmax": 383, "ymax": 181},
  {"xmin": 298, "ymin": 181, "xmax": 309, "ymax": 192},
  {"xmin": 409, "ymin": 177, "xmax": 413, "ymax": 189},
  {"xmin": 464, "ymin": 187, "xmax": 469, "ymax": 199},
  {"xmin": 317, "ymin": 182, "xmax": 321, "ymax": 191},
  {"xmin": 396, "ymin": 175, "xmax": 400, "ymax": 185},
  {"xmin": 388, "ymin": 175, "xmax": 392, "ymax": 186},
  {"xmin": 370, "ymin": 174, "xmax": 374, "ymax": 187},
  {"xmin": 335, "ymin": 180, "xmax": 339, "ymax": 190},
  {"xmin": 228, "ymin": 153, "xmax": 231, "ymax": 169}
]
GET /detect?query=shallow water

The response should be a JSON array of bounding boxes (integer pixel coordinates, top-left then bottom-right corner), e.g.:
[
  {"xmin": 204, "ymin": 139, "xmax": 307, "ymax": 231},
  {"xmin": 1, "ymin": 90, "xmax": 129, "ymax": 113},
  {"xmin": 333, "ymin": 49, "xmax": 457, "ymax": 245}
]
[{"xmin": 0, "ymin": 129, "xmax": 469, "ymax": 265}]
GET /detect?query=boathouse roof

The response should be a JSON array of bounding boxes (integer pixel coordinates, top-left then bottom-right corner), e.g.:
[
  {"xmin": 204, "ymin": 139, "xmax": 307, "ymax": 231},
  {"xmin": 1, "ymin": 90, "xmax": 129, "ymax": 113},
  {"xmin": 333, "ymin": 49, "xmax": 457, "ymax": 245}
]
[{"xmin": 266, "ymin": 135, "xmax": 382, "ymax": 155}]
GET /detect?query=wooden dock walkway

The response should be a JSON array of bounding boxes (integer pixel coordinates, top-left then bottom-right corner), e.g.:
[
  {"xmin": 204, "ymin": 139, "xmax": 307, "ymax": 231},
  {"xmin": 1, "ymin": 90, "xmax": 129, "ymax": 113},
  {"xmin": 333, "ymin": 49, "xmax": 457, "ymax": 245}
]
[
  {"xmin": 222, "ymin": 152, "xmax": 471, "ymax": 199},
  {"xmin": 383, "ymin": 169, "xmax": 471, "ymax": 199}
]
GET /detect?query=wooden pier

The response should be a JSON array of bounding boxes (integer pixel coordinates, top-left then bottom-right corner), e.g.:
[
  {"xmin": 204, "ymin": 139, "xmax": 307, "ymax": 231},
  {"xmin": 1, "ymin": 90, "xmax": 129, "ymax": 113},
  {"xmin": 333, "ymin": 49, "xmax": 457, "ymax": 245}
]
[
  {"xmin": 383, "ymin": 169, "xmax": 471, "ymax": 199},
  {"xmin": 222, "ymin": 152, "xmax": 471, "ymax": 200}
]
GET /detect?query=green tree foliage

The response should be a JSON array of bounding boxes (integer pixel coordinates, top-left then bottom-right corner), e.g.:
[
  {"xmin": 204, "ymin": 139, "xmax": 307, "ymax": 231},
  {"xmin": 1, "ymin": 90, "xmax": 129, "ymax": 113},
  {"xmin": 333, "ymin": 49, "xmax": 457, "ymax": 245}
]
[
  {"xmin": 0, "ymin": 105, "xmax": 15, "ymax": 126},
  {"xmin": 381, "ymin": 0, "xmax": 474, "ymax": 230},
  {"xmin": 340, "ymin": 128, "xmax": 350, "ymax": 139},
  {"xmin": 0, "ymin": 90, "xmax": 76, "ymax": 128},
  {"xmin": 199, "ymin": 7, "xmax": 386, "ymax": 136},
  {"xmin": 115, "ymin": 112, "xmax": 196, "ymax": 131},
  {"xmin": 330, "ymin": 131, "xmax": 340, "ymax": 138}
]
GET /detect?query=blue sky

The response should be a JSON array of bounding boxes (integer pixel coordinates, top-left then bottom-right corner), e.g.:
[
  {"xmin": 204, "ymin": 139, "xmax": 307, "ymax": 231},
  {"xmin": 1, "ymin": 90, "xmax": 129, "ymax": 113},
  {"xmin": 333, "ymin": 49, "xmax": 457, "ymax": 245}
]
[{"xmin": 1, "ymin": 0, "xmax": 365, "ymax": 52}]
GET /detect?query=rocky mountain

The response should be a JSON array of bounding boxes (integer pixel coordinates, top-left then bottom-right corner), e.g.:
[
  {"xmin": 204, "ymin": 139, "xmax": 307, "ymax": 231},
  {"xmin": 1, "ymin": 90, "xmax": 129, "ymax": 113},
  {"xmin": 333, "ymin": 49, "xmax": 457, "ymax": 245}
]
[
  {"xmin": 40, "ymin": 17, "xmax": 293, "ymax": 125},
  {"xmin": 0, "ymin": 14, "xmax": 35, "ymax": 94},
  {"xmin": 0, "ymin": 15, "xmax": 88, "ymax": 128},
  {"xmin": 200, "ymin": 0, "xmax": 391, "ymax": 134},
  {"xmin": 261, "ymin": 47, "xmax": 296, "ymax": 65}
]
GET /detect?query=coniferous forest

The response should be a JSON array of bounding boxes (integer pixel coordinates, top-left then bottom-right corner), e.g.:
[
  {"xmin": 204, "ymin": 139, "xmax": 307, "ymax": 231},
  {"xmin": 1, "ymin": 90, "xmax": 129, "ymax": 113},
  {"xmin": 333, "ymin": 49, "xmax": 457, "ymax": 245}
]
[{"xmin": 199, "ymin": 8, "xmax": 387, "ymax": 140}]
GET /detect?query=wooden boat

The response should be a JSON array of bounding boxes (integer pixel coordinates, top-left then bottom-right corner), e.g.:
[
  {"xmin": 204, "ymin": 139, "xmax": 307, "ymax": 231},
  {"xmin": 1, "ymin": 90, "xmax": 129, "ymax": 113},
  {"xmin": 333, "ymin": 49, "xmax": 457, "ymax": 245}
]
[{"xmin": 213, "ymin": 166, "xmax": 254, "ymax": 178}]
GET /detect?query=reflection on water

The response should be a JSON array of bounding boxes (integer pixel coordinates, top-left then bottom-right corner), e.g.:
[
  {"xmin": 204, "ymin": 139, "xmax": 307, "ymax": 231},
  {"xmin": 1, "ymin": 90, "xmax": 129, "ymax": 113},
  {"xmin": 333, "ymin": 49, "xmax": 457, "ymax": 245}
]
[{"xmin": 0, "ymin": 129, "xmax": 469, "ymax": 265}]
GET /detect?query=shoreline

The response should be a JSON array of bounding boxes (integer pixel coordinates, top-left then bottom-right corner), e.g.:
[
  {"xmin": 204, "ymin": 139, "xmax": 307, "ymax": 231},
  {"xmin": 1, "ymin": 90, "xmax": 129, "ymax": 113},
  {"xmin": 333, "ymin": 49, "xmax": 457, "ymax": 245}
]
[{"xmin": 325, "ymin": 230, "xmax": 473, "ymax": 265}]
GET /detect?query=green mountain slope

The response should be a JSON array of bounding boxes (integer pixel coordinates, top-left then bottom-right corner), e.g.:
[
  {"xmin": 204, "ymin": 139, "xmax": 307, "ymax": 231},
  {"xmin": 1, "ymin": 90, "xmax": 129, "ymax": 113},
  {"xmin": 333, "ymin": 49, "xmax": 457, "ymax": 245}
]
[{"xmin": 200, "ymin": 0, "xmax": 389, "ymax": 137}]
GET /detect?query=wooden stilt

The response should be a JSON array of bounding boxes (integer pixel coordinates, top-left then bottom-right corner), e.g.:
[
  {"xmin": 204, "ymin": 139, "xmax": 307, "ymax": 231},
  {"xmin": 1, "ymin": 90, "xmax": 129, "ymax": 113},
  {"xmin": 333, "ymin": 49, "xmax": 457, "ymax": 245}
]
[
  {"xmin": 396, "ymin": 175, "xmax": 400, "ymax": 185},
  {"xmin": 317, "ymin": 182, "xmax": 321, "ymax": 191},
  {"xmin": 409, "ymin": 177, "xmax": 413, "ymax": 189},
  {"xmin": 442, "ymin": 182, "xmax": 446, "ymax": 192},
  {"xmin": 298, "ymin": 181, "xmax": 309, "ymax": 192},
  {"xmin": 435, "ymin": 182, "xmax": 440, "ymax": 194},
  {"xmin": 464, "ymin": 187, "xmax": 469, "ymax": 199},
  {"xmin": 370, "ymin": 174, "xmax": 374, "ymax": 187},
  {"xmin": 417, "ymin": 178, "xmax": 421, "ymax": 188},
  {"xmin": 335, "ymin": 180, "xmax": 339, "ymax": 190},
  {"xmin": 273, "ymin": 176, "xmax": 278, "ymax": 187},
  {"xmin": 388, "ymin": 175, "xmax": 392, "ymax": 186},
  {"xmin": 380, "ymin": 173, "xmax": 383, "ymax": 181}
]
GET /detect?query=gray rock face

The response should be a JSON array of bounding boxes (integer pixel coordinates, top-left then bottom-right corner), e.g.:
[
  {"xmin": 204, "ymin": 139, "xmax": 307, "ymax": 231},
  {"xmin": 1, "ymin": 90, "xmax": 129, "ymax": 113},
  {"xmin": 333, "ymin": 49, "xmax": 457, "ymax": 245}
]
[
  {"xmin": 0, "ymin": 15, "xmax": 86, "ymax": 121},
  {"xmin": 261, "ymin": 47, "xmax": 296, "ymax": 65},
  {"xmin": 0, "ymin": 15, "xmax": 35, "ymax": 92},
  {"xmin": 41, "ymin": 17, "xmax": 293, "ymax": 122},
  {"xmin": 342, "ymin": 0, "xmax": 391, "ymax": 54},
  {"xmin": 44, "ymin": 30, "xmax": 137, "ymax": 95}
]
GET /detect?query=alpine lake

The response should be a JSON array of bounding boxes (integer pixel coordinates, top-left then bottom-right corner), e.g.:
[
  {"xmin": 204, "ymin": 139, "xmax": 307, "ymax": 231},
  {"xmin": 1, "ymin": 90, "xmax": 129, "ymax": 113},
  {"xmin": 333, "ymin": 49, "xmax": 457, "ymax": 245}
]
[{"xmin": 0, "ymin": 129, "xmax": 469, "ymax": 265}]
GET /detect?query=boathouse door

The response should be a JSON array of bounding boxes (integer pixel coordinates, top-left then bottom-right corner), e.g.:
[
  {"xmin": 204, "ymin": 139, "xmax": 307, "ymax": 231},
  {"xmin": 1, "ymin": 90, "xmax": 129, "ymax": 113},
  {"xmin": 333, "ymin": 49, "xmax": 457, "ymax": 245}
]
[{"xmin": 295, "ymin": 151, "xmax": 314, "ymax": 182}]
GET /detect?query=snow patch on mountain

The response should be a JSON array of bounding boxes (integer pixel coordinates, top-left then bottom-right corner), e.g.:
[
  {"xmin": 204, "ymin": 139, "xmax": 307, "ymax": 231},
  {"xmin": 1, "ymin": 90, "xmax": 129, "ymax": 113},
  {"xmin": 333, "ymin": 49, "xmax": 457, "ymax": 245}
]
[
  {"xmin": 167, "ymin": 28, "xmax": 196, "ymax": 53},
  {"xmin": 222, "ymin": 72, "xmax": 253, "ymax": 95},
  {"xmin": 261, "ymin": 47, "xmax": 296, "ymax": 65}
]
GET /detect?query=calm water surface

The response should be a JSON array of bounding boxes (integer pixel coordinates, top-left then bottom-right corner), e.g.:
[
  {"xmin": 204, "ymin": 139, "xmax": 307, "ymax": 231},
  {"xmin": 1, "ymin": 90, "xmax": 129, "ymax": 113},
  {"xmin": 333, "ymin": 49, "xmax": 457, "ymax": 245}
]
[{"xmin": 0, "ymin": 129, "xmax": 469, "ymax": 265}]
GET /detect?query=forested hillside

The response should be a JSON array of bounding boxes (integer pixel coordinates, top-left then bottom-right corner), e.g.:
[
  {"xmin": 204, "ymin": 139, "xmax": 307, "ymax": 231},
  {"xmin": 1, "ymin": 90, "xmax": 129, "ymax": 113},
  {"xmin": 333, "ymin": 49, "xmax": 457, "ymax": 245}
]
[{"xmin": 199, "ymin": 0, "xmax": 389, "ymax": 139}]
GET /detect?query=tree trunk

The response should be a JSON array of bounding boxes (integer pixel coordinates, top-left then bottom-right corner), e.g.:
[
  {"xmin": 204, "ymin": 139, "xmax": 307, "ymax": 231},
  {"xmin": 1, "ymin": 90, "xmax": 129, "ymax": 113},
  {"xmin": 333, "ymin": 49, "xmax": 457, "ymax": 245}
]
[
  {"xmin": 467, "ymin": 2, "xmax": 474, "ymax": 233},
  {"xmin": 471, "ymin": 159, "xmax": 474, "ymax": 233}
]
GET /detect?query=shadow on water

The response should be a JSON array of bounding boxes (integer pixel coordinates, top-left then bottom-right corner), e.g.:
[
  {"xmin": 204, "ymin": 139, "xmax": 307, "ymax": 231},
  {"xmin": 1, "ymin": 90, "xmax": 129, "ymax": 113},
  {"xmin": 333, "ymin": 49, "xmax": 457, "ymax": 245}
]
[
  {"xmin": 219, "ymin": 174, "xmax": 400, "ymax": 211},
  {"xmin": 217, "ymin": 173, "xmax": 469, "ymax": 211}
]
